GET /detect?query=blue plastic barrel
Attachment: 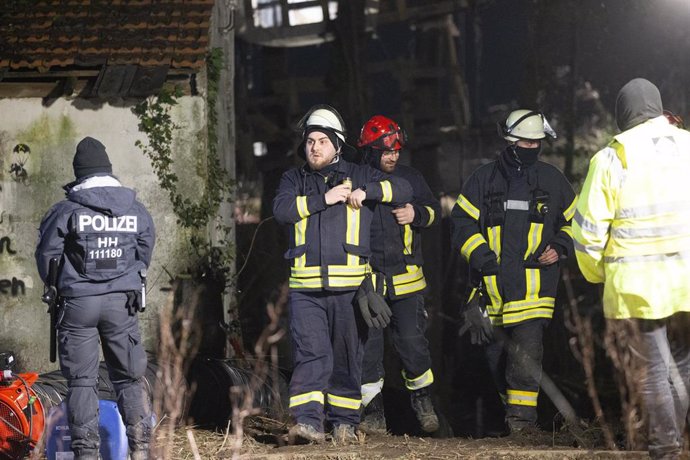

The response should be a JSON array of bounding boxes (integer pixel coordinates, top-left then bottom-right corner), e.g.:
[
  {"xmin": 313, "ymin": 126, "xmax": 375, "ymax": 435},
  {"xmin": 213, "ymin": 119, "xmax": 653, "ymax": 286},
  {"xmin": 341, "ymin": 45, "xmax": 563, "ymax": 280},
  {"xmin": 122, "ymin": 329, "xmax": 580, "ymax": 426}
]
[{"xmin": 45, "ymin": 400, "xmax": 128, "ymax": 460}]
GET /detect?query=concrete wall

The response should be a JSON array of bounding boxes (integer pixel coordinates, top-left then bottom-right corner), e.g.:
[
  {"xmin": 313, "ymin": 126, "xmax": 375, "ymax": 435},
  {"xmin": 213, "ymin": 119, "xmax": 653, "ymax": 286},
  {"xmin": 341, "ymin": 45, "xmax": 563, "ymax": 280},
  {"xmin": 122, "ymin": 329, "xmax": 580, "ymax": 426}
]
[{"xmin": 0, "ymin": 96, "xmax": 209, "ymax": 373}]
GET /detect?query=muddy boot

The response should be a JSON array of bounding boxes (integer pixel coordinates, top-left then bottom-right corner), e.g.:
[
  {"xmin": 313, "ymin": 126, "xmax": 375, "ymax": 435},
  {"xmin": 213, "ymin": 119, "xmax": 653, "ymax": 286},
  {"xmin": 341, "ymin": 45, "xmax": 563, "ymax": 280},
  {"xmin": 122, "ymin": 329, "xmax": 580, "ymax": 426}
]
[
  {"xmin": 359, "ymin": 393, "xmax": 386, "ymax": 434},
  {"xmin": 331, "ymin": 424, "xmax": 358, "ymax": 445},
  {"xmin": 410, "ymin": 387, "xmax": 439, "ymax": 433},
  {"xmin": 288, "ymin": 423, "xmax": 326, "ymax": 444}
]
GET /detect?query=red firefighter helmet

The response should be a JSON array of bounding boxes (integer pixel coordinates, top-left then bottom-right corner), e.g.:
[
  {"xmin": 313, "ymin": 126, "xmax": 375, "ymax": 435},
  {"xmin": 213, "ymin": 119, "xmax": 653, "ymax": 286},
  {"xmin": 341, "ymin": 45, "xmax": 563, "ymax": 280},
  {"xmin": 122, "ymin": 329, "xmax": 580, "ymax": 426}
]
[{"xmin": 357, "ymin": 115, "xmax": 407, "ymax": 151}]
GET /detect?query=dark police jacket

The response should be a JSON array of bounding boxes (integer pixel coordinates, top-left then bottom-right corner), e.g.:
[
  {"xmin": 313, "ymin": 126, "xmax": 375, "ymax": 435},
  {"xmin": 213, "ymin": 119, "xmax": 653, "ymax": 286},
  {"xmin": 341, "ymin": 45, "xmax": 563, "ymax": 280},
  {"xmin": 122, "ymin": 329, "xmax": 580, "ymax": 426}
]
[
  {"xmin": 273, "ymin": 158, "xmax": 412, "ymax": 291},
  {"xmin": 370, "ymin": 164, "xmax": 440, "ymax": 299},
  {"xmin": 36, "ymin": 176, "xmax": 155, "ymax": 298},
  {"xmin": 451, "ymin": 150, "xmax": 576, "ymax": 326}
]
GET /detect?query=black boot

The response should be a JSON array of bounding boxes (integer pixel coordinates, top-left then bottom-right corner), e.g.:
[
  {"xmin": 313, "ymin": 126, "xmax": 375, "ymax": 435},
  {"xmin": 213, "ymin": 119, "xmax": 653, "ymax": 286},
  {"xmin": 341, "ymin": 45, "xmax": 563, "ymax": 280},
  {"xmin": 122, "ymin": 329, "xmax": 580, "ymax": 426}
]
[
  {"xmin": 410, "ymin": 387, "xmax": 439, "ymax": 433},
  {"xmin": 359, "ymin": 393, "xmax": 386, "ymax": 433}
]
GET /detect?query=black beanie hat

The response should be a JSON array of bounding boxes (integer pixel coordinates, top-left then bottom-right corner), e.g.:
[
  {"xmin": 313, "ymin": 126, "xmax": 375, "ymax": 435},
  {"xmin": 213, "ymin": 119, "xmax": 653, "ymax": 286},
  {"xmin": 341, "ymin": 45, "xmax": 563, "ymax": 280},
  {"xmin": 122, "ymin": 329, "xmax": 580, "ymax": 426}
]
[
  {"xmin": 305, "ymin": 126, "xmax": 341, "ymax": 151},
  {"xmin": 73, "ymin": 136, "xmax": 112, "ymax": 179}
]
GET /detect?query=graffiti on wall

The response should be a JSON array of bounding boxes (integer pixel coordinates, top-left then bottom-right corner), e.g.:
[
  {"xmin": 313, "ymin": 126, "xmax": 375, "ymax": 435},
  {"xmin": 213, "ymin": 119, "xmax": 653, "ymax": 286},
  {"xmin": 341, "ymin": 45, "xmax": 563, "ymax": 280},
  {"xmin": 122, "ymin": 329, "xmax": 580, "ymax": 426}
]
[
  {"xmin": 0, "ymin": 143, "xmax": 33, "ymax": 297},
  {"xmin": 10, "ymin": 144, "xmax": 30, "ymax": 183}
]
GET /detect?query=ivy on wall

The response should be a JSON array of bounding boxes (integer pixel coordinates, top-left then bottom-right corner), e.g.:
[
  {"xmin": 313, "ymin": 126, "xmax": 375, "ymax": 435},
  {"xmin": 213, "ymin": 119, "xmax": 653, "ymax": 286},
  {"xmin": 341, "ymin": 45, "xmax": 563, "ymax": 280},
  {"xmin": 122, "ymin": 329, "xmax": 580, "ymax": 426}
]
[{"xmin": 133, "ymin": 48, "xmax": 234, "ymax": 281}]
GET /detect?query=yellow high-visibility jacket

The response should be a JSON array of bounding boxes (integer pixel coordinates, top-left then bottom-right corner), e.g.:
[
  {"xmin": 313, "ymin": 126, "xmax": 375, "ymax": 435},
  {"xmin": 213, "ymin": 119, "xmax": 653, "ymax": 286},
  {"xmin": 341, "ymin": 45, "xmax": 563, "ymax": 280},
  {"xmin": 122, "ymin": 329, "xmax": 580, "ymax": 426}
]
[{"xmin": 573, "ymin": 116, "xmax": 690, "ymax": 319}]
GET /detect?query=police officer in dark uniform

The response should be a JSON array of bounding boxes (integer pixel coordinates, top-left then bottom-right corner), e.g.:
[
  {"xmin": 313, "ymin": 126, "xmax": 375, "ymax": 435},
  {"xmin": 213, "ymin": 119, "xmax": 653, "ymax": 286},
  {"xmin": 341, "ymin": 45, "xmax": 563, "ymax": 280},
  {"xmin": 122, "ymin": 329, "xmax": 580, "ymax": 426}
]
[
  {"xmin": 357, "ymin": 115, "xmax": 441, "ymax": 434},
  {"xmin": 36, "ymin": 137, "xmax": 155, "ymax": 460},
  {"xmin": 274, "ymin": 105, "xmax": 412, "ymax": 444},
  {"xmin": 451, "ymin": 110, "xmax": 576, "ymax": 433}
]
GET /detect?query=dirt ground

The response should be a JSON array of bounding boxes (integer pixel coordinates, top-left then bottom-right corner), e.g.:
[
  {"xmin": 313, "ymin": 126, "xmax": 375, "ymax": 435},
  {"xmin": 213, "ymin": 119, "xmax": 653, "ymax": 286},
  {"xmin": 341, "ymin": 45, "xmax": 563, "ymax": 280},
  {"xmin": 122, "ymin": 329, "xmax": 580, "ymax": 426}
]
[{"xmin": 160, "ymin": 422, "xmax": 651, "ymax": 460}]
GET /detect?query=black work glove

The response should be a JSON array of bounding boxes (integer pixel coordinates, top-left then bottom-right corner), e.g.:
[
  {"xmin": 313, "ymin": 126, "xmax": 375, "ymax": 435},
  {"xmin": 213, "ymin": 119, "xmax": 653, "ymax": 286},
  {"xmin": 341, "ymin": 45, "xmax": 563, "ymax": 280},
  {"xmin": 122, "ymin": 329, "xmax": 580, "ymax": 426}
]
[
  {"xmin": 458, "ymin": 287, "xmax": 494, "ymax": 345},
  {"xmin": 356, "ymin": 273, "xmax": 392, "ymax": 329}
]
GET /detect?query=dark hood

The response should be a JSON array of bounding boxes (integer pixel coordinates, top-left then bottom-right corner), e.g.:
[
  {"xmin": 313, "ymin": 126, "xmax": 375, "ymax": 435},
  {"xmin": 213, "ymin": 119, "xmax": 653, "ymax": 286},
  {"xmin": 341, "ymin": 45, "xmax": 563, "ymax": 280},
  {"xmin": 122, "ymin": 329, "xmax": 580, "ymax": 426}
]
[
  {"xmin": 615, "ymin": 78, "xmax": 663, "ymax": 131},
  {"xmin": 67, "ymin": 186, "xmax": 137, "ymax": 216}
]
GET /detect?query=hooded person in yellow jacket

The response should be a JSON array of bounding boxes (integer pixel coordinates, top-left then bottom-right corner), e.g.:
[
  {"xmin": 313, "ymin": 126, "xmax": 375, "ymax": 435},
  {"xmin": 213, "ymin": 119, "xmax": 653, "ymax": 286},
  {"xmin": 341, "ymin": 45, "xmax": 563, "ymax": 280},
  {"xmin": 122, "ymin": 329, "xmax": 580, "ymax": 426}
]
[{"xmin": 573, "ymin": 78, "xmax": 690, "ymax": 460}]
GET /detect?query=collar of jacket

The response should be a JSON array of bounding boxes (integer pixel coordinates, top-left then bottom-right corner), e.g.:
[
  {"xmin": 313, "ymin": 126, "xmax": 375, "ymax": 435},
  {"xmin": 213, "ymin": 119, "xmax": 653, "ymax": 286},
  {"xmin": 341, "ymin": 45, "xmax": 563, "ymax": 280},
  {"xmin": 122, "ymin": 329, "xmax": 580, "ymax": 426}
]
[{"xmin": 497, "ymin": 148, "xmax": 538, "ymax": 186}]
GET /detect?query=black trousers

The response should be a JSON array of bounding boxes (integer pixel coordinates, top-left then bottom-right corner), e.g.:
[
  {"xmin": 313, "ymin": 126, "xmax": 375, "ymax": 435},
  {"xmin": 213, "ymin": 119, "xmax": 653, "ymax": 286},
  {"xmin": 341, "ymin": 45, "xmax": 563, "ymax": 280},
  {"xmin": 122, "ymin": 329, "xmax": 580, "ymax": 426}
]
[
  {"xmin": 288, "ymin": 290, "xmax": 366, "ymax": 430},
  {"xmin": 361, "ymin": 294, "xmax": 433, "ymax": 403},
  {"xmin": 58, "ymin": 293, "xmax": 151, "ymax": 456},
  {"xmin": 484, "ymin": 318, "xmax": 548, "ymax": 429}
]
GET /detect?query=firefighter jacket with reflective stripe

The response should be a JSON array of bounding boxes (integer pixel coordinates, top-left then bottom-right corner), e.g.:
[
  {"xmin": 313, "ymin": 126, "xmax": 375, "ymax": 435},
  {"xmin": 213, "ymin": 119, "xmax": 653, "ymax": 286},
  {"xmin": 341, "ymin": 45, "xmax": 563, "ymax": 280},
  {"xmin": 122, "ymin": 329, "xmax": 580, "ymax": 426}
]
[
  {"xmin": 573, "ymin": 116, "xmax": 690, "ymax": 320},
  {"xmin": 369, "ymin": 164, "xmax": 440, "ymax": 298},
  {"xmin": 273, "ymin": 158, "xmax": 413, "ymax": 291},
  {"xmin": 451, "ymin": 149, "xmax": 576, "ymax": 326},
  {"xmin": 35, "ymin": 178, "xmax": 155, "ymax": 298}
]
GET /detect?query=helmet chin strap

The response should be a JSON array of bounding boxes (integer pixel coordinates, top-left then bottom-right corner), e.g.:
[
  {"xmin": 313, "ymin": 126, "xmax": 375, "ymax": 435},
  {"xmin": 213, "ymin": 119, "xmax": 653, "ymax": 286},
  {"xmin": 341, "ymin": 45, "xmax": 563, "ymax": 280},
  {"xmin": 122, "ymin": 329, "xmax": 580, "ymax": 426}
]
[{"xmin": 509, "ymin": 144, "xmax": 522, "ymax": 164}]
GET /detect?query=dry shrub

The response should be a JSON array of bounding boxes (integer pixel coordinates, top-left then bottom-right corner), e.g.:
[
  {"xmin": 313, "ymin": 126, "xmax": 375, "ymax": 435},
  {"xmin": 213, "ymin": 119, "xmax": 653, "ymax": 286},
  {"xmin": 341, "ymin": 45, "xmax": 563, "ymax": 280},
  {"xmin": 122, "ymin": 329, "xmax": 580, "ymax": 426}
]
[
  {"xmin": 604, "ymin": 318, "xmax": 645, "ymax": 451},
  {"xmin": 151, "ymin": 280, "xmax": 203, "ymax": 459},
  {"xmin": 225, "ymin": 283, "xmax": 289, "ymax": 459}
]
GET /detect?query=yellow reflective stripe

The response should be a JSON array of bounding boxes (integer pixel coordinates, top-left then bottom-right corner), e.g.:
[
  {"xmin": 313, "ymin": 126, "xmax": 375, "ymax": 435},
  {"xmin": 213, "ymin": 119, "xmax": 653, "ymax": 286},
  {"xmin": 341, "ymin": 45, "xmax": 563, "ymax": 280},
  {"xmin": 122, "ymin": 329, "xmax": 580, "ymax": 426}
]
[
  {"xmin": 456, "ymin": 194, "xmax": 480, "ymax": 220},
  {"xmin": 294, "ymin": 218, "xmax": 308, "ymax": 268},
  {"xmin": 345, "ymin": 205, "xmax": 361, "ymax": 265},
  {"xmin": 487, "ymin": 226, "xmax": 502, "ymax": 262},
  {"xmin": 402, "ymin": 368, "xmax": 434, "ymax": 391},
  {"xmin": 291, "ymin": 266, "xmax": 321, "ymax": 276},
  {"xmin": 403, "ymin": 225, "xmax": 413, "ymax": 255},
  {"xmin": 392, "ymin": 265, "xmax": 424, "ymax": 284},
  {"xmin": 563, "ymin": 196, "xmax": 577, "ymax": 221},
  {"xmin": 461, "ymin": 233, "xmax": 487, "ymax": 260},
  {"xmin": 392, "ymin": 266, "xmax": 427, "ymax": 295},
  {"xmin": 484, "ymin": 274, "xmax": 502, "ymax": 312},
  {"xmin": 561, "ymin": 225, "xmax": 573, "ymax": 238},
  {"xmin": 503, "ymin": 297, "xmax": 555, "ymax": 311},
  {"xmin": 502, "ymin": 307, "xmax": 554, "ymax": 325},
  {"xmin": 328, "ymin": 265, "xmax": 369, "ymax": 276},
  {"xmin": 289, "ymin": 278, "xmax": 323, "ymax": 289},
  {"xmin": 327, "ymin": 394, "xmax": 361, "ymax": 410},
  {"xmin": 289, "ymin": 264, "xmax": 371, "ymax": 289},
  {"xmin": 328, "ymin": 276, "xmax": 367, "ymax": 288},
  {"xmin": 524, "ymin": 223, "xmax": 543, "ymax": 260},
  {"xmin": 506, "ymin": 389, "xmax": 538, "ymax": 407},
  {"xmin": 380, "ymin": 180, "xmax": 393, "ymax": 203},
  {"xmin": 424, "ymin": 206, "xmax": 435, "ymax": 227},
  {"xmin": 525, "ymin": 268, "xmax": 540, "ymax": 300},
  {"xmin": 289, "ymin": 391, "xmax": 324, "ymax": 408},
  {"xmin": 296, "ymin": 196, "xmax": 310, "ymax": 219}
]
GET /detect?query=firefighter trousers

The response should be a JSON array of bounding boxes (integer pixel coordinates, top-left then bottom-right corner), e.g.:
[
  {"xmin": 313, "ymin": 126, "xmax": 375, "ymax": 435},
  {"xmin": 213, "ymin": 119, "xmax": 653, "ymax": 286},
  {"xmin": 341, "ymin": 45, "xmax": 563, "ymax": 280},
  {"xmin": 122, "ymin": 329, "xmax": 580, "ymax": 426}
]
[
  {"xmin": 361, "ymin": 294, "xmax": 433, "ymax": 405},
  {"xmin": 628, "ymin": 312, "xmax": 690, "ymax": 460},
  {"xmin": 288, "ymin": 290, "xmax": 366, "ymax": 431},
  {"xmin": 58, "ymin": 293, "xmax": 151, "ymax": 457},
  {"xmin": 484, "ymin": 318, "xmax": 548, "ymax": 430}
]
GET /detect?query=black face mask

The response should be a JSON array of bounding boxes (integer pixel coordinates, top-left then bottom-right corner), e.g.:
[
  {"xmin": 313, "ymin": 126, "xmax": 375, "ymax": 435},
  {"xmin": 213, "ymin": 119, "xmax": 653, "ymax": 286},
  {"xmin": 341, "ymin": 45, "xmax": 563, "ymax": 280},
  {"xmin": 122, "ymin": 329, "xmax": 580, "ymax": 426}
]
[{"xmin": 512, "ymin": 145, "xmax": 541, "ymax": 166}]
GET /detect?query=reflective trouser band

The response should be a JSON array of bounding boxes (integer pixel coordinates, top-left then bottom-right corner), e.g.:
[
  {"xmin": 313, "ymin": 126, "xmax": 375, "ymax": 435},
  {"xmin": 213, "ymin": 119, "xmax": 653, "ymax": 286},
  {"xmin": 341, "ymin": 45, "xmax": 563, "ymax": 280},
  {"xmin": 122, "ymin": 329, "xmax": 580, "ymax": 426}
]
[
  {"xmin": 361, "ymin": 379, "xmax": 384, "ymax": 407},
  {"xmin": 327, "ymin": 394, "xmax": 362, "ymax": 410},
  {"xmin": 506, "ymin": 389, "xmax": 538, "ymax": 407},
  {"xmin": 392, "ymin": 266, "xmax": 427, "ymax": 296},
  {"xmin": 402, "ymin": 368, "xmax": 434, "ymax": 391},
  {"xmin": 289, "ymin": 391, "xmax": 324, "ymax": 408}
]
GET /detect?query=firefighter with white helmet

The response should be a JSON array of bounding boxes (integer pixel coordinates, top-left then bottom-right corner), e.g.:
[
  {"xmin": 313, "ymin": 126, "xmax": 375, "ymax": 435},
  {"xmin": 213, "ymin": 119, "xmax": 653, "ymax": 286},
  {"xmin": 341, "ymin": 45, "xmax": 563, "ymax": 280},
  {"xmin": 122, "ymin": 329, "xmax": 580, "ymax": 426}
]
[
  {"xmin": 274, "ymin": 105, "xmax": 413, "ymax": 444},
  {"xmin": 451, "ymin": 109, "xmax": 576, "ymax": 433}
]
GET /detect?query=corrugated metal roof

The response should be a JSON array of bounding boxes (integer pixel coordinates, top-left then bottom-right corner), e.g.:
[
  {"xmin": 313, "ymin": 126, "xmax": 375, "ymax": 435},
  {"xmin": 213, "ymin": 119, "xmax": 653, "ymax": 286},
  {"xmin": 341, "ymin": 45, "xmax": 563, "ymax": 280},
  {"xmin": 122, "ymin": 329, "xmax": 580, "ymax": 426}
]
[{"xmin": 0, "ymin": 0, "xmax": 215, "ymax": 71}]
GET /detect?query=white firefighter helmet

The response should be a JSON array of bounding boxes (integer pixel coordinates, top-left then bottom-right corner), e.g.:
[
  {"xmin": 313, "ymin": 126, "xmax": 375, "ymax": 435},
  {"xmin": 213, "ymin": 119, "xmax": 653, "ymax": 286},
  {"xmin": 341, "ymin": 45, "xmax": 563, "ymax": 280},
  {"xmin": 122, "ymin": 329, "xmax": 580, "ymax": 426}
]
[
  {"xmin": 299, "ymin": 104, "xmax": 347, "ymax": 143},
  {"xmin": 499, "ymin": 109, "xmax": 557, "ymax": 142},
  {"xmin": 296, "ymin": 104, "xmax": 358, "ymax": 161}
]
